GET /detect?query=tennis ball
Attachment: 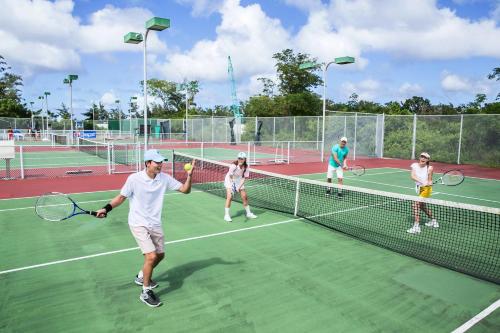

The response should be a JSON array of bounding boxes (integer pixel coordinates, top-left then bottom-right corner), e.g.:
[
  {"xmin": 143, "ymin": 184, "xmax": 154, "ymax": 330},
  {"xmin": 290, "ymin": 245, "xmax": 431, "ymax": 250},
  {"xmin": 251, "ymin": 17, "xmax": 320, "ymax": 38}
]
[{"xmin": 184, "ymin": 163, "xmax": 192, "ymax": 171}]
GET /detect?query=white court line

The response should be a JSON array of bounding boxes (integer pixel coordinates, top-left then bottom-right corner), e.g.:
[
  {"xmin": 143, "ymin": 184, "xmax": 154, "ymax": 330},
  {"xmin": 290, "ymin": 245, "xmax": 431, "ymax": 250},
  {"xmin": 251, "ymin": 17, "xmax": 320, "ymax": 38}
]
[
  {"xmin": 0, "ymin": 199, "xmax": 394, "ymax": 275},
  {"xmin": 451, "ymin": 299, "xmax": 500, "ymax": 333}
]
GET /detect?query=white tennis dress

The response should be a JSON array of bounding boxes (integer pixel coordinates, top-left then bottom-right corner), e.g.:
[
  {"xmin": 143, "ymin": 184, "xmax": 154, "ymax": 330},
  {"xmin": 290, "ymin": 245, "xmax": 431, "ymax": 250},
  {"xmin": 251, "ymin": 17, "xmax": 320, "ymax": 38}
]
[{"xmin": 224, "ymin": 163, "xmax": 249, "ymax": 189}]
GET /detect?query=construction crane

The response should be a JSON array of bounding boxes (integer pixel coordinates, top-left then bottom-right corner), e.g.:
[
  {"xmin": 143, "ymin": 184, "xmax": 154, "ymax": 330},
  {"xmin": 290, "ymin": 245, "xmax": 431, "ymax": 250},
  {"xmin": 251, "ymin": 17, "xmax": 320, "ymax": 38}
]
[{"xmin": 227, "ymin": 56, "xmax": 243, "ymax": 118}]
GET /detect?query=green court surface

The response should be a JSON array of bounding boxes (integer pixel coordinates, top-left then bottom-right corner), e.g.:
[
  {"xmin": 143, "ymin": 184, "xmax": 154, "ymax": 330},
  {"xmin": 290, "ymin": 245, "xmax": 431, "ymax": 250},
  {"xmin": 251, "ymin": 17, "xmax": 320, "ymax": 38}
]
[
  {"xmin": 0, "ymin": 184, "xmax": 499, "ymax": 332},
  {"xmin": 300, "ymin": 167, "xmax": 500, "ymax": 209}
]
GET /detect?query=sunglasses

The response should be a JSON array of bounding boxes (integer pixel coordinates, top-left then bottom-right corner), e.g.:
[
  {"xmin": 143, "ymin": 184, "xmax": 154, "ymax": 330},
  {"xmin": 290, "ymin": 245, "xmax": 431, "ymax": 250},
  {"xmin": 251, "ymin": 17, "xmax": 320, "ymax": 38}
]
[{"xmin": 238, "ymin": 157, "xmax": 245, "ymax": 160}]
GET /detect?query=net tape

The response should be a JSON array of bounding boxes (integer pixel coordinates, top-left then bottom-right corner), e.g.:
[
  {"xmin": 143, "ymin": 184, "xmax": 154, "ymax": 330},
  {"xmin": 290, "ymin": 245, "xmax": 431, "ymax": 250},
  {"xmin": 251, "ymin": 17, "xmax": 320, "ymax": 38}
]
[{"xmin": 172, "ymin": 152, "xmax": 500, "ymax": 284}]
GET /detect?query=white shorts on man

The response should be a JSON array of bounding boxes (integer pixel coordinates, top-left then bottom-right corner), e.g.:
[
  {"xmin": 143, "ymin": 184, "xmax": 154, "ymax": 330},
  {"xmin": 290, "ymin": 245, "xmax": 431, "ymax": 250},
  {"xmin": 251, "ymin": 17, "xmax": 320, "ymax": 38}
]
[{"xmin": 327, "ymin": 164, "xmax": 344, "ymax": 179}]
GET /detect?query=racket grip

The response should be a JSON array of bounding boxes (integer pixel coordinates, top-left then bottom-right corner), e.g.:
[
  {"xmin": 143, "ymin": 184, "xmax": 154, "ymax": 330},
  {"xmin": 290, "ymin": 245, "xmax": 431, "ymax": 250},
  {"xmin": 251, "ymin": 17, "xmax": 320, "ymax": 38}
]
[{"xmin": 89, "ymin": 211, "xmax": 106, "ymax": 217}]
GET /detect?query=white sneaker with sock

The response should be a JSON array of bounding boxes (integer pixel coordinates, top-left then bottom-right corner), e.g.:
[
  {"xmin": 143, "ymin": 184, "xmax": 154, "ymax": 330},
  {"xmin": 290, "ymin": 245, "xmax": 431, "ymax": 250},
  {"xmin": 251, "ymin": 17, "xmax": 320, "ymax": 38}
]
[
  {"xmin": 425, "ymin": 219, "xmax": 439, "ymax": 228},
  {"xmin": 407, "ymin": 224, "xmax": 421, "ymax": 234},
  {"xmin": 224, "ymin": 215, "xmax": 232, "ymax": 222},
  {"xmin": 246, "ymin": 212, "xmax": 257, "ymax": 219}
]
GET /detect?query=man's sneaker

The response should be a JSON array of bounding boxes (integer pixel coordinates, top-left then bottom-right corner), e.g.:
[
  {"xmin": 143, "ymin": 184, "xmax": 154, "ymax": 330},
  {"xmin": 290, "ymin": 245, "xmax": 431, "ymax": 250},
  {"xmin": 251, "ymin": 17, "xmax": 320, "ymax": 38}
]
[
  {"xmin": 406, "ymin": 224, "xmax": 421, "ymax": 234},
  {"xmin": 140, "ymin": 289, "xmax": 162, "ymax": 308},
  {"xmin": 425, "ymin": 219, "xmax": 439, "ymax": 228},
  {"xmin": 224, "ymin": 215, "xmax": 232, "ymax": 222},
  {"xmin": 134, "ymin": 275, "xmax": 158, "ymax": 289},
  {"xmin": 246, "ymin": 213, "xmax": 257, "ymax": 219},
  {"xmin": 325, "ymin": 189, "xmax": 332, "ymax": 197},
  {"xmin": 337, "ymin": 192, "xmax": 343, "ymax": 198}
]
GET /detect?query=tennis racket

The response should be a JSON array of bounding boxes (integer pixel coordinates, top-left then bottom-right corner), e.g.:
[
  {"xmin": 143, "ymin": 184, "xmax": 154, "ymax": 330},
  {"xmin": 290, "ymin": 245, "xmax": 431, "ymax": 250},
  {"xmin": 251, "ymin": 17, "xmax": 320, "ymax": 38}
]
[
  {"xmin": 432, "ymin": 170, "xmax": 464, "ymax": 186},
  {"xmin": 347, "ymin": 165, "xmax": 365, "ymax": 176},
  {"xmin": 35, "ymin": 192, "xmax": 103, "ymax": 222}
]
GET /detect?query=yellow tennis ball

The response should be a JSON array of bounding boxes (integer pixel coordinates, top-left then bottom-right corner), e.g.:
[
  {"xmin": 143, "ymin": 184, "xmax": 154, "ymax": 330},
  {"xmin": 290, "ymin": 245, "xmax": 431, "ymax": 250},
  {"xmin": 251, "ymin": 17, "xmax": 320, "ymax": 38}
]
[{"xmin": 184, "ymin": 163, "xmax": 192, "ymax": 171}]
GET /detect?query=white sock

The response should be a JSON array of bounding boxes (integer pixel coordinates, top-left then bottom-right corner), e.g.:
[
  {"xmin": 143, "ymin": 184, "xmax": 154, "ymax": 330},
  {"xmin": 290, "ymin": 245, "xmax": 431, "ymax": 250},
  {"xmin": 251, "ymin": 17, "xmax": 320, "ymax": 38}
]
[
  {"xmin": 245, "ymin": 205, "xmax": 251, "ymax": 214},
  {"xmin": 142, "ymin": 285, "xmax": 151, "ymax": 292},
  {"xmin": 138, "ymin": 270, "xmax": 143, "ymax": 279},
  {"xmin": 225, "ymin": 208, "xmax": 230, "ymax": 216}
]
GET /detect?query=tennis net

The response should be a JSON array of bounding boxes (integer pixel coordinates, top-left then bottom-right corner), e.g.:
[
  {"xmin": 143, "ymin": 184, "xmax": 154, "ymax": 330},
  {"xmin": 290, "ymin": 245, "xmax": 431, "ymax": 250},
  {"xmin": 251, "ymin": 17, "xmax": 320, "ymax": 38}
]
[
  {"xmin": 77, "ymin": 137, "xmax": 109, "ymax": 160},
  {"xmin": 172, "ymin": 151, "xmax": 500, "ymax": 284}
]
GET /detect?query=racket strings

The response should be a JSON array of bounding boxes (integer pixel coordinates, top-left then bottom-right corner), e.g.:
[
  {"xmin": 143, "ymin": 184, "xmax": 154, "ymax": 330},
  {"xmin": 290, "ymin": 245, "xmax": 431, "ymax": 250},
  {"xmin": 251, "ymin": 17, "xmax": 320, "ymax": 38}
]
[
  {"xmin": 36, "ymin": 193, "xmax": 74, "ymax": 221},
  {"xmin": 441, "ymin": 171, "xmax": 464, "ymax": 185}
]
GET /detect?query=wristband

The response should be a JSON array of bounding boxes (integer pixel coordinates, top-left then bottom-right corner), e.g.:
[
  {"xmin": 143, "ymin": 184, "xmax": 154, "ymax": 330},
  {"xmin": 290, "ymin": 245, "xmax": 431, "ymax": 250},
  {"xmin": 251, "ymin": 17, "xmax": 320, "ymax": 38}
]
[{"xmin": 103, "ymin": 203, "xmax": 113, "ymax": 213}]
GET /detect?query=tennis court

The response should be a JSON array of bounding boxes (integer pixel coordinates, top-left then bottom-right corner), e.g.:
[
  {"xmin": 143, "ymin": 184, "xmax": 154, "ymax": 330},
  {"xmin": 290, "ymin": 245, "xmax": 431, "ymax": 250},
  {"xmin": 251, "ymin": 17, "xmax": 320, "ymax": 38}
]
[{"xmin": 1, "ymin": 154, "xmax": 499, "ymax": 332}]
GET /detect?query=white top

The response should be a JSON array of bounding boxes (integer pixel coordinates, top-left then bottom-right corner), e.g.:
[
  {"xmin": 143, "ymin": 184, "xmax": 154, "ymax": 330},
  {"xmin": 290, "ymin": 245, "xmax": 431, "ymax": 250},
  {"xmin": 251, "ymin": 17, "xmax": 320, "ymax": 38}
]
[
  {"xmin": 224, "ymin": 163, "xmax": 249, "ymax": 188},
  {"xmin": 411, "ymin": 163, "xmax": 429, "ymax": 186},
  {"xmin": 120, "ymin": 170, "xmax": 182, "ymax": 227}
]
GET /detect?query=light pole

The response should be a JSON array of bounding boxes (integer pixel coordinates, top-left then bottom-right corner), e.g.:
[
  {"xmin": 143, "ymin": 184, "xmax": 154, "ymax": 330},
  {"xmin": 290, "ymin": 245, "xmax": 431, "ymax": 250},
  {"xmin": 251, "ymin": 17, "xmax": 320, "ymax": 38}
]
[
  {"xmin": 38, "ymin": 95, "xmax": 45, "ymax": 138},
  {"xmin": 64, "ymin": 75, "xmax": 78, "ymax": 142},
  {"xmin": 115, "ymin": 99, "xmax": 121, "ymax": 137},
  {"xmin": 124, "ymin": 17, "xmax": 170, "ymax": 150},
  {"xmin": 300, "ymin": 56, "xmax": 355, "ymax": 162},
  {"xmin": 130, "ymin": 96, "xmax": 137, "ymax": 137},
  {"xmin": 29, "ymin": 101, "xmax": 34, "ymax": 129},
  {"xmin": 43, "ymin": 91, "xmax": 50, "ymax": 135}
]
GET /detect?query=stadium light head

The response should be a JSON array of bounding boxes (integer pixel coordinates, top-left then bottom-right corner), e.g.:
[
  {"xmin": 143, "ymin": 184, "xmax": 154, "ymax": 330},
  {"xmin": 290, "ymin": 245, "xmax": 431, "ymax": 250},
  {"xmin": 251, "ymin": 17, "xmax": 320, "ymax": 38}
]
[
  {"xmin": 44, "ymin": 91, "xmax": 50, "ymax": 96},
  {"xmin": 299, "ymin": 61, "xmax": 318, "ymax": 70},
  {"xmin": 334, "ymin": 56, "xmax": 355, "ymax": 65},
  {"xmin": 63, "ymin": 78, "xmax": 70, "ymax": 84},
  {"xmin": 145, "ymin": 17, "xmax": 170, "ymax": 31},
  {"xmin": 124, "ymin": 32, "xmax": 143, "ymax": 44},
  {"xmin": 69, "ymin": 74, "xmax": 78, "ymax": 81}
]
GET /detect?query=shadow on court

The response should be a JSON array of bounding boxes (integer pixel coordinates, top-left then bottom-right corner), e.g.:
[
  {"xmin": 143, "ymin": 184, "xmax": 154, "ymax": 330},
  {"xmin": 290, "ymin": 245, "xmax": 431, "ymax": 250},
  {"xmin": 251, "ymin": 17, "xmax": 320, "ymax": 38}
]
[{"xmin": 156, "ymin": 257, "xmax": 242, "ymax": 296}]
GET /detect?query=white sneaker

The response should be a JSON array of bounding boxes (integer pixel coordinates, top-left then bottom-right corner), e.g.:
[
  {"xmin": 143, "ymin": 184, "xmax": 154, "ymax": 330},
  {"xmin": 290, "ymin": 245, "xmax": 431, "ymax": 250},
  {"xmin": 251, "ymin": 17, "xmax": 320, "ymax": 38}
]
[
  {"xmin": 224, "ymin": 215, "xmax": 232, "ymax": 222},
  {"xmin": 246, "ymin": 213, "xmax": 257, "ymax": 219},
  {"xmin": 425, "ymin": 219, "xmax": 439, "ymax": 228},
  {"xmin": 407, "ymin": 224, "xmax": 421, "ymax": 234}
]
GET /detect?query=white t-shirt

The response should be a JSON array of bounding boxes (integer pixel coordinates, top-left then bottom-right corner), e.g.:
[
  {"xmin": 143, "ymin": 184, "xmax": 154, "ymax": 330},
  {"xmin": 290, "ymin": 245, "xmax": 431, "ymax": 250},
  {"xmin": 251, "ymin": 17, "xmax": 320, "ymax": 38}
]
[
  {"xmin": 120, "ymin": 170, "xmax": 182, "ymax": 227},
  {"xmin": 411, "ymin": 163, "xmax": 429, "ymax": 186},
  {"xmin": 224, "ymin": 163, "xmax": 249, "ymax": 188}
]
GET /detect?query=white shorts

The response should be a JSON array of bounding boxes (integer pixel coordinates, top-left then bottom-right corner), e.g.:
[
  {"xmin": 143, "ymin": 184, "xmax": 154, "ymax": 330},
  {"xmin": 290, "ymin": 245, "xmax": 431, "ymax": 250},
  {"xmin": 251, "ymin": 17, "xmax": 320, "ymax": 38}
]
[
  {"xmin": 129, "ymin": 225, "xmax": 165, "ymax": 254},
  {"xmin": 327, "ymin": 164, "xmax": 344, "ymax": 179}
]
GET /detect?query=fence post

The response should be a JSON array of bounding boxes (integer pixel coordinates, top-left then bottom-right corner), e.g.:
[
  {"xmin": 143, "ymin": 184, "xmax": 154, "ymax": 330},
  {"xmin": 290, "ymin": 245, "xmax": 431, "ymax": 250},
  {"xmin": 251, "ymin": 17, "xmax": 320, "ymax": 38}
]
[
  {"xmin": 457, "ymin": 114, "xmax": 464, "ymax": 164},
  {"xmin": 211, "ymin": 116, "xmax": 214, "ymax": 144},
  {"xmin": 316, "ymin": 116, "xmax": 320, "ymax": 150},
  {"xmin": 20, "ymin": 145, "xmax": 24, "ymax": 179},
  {"xmin": 381, "ymin": 113, "xmax": 385, "ymax": 158},
  {"xmin": 293, "ymin": 117, "xmax": 296, "ymax": 145},
  {"xmin": 273, "ymin": 117, "xmax": 276, "ymax": 144},
  {"xmin": 411, "ymin": 113, "xmax": 417, "ymax": 160},
  {"xmin": 353, "ymin": 113, "xmax": 357, "ymax": 161},
  {"xmin": 287, "ymin": 141, "xmax": 290, "ymax": 164}
]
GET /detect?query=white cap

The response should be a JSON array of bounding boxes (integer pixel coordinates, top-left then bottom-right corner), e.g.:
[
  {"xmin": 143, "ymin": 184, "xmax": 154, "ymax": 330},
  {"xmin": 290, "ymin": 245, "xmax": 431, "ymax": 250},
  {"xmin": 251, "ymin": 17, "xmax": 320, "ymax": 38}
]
[
  {"xmin": 420, "ymin": 152, "xmax": 430, "ymax": 159},
  {"xmin": 144, "ymin": 149, "xmax": 167, "ymax": 162},
  {"xmin": 237, "ymin": 152, "xmax": 247, "ymax": 159},
  {"xmin": 340, "ymin": 137, "xmax": 348, "ymax": 142}
]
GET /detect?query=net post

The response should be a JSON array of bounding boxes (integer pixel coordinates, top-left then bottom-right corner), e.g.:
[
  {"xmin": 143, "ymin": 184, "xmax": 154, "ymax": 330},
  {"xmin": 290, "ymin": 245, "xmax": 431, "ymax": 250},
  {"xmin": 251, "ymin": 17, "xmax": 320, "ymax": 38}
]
[
  {"xmin": 457, "ymin": 114, "xmax": 463, "ymax": 164},
  {"xmin": 293, "ymin": 179, "xmax": 300, "ymax": 216},
  {"xmin": 20, "ymin": 145, "xmax": 24, "ymax": 179},
  {"xmin": 411, "ymin": 113, "xmax": 417, "ymax": 160}
]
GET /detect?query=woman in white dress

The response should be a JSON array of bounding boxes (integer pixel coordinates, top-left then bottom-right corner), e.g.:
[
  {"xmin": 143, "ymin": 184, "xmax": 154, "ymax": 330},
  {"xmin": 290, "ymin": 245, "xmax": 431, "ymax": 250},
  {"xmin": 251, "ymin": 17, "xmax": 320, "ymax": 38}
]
[{"xmin": 224, "ymin": 152, "xmax": 257, "ymax": 222}]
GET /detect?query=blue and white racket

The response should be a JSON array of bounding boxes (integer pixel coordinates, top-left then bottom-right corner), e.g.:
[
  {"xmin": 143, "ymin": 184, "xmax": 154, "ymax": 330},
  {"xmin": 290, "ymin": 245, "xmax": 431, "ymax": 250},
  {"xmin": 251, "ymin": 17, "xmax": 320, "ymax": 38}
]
[
  {"xmin": 35, "ymin": 192, "xmax": 103, "ymax": 222},
  {"xmin": 231, "ymin": 182, "xmax": 238, "ymax": 197}
]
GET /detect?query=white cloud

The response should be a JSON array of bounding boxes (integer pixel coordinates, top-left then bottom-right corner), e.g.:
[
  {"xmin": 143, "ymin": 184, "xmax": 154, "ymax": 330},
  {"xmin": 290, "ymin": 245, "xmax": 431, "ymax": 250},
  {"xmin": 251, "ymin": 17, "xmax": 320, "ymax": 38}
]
[
  {"xmin": 0, "ymin": 0, "xmax": 167, "ymax": 74},
  {"xmin": 294, "ymin": 0, "xmax": 500, "ymax": 62},
  {"xmin": 153, "ymin": 0, "xmax": 291, "ymax": 82},
  {"xmin": 441, "ymin": 72, "xmax": 493, "ymax": 95},
  {"xmin": 341, "ymin": 79, "xmax": 381, "ymax": 100},
  {"xmin": 100, "ymin": 91, "xmax": 119, "ymax": 106},
  {"xmin": 399, "ymin": 82, "xmax": 423, "ymax": 97}
]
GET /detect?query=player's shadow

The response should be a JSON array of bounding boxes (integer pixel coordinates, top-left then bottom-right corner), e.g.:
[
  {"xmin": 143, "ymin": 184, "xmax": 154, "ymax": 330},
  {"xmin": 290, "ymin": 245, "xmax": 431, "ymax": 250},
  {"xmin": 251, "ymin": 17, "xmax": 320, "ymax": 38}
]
[{"xmin": 155, "ymin": 257, "xmax": 242, "ymax": 296}]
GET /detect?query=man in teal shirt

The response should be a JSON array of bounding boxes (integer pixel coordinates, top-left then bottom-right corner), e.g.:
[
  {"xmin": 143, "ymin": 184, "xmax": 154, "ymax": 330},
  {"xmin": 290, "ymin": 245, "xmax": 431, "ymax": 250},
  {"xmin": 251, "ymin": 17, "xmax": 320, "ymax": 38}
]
[{"xmin": 326, "ymin": 137, "xmax": 349, "ymax": 197}]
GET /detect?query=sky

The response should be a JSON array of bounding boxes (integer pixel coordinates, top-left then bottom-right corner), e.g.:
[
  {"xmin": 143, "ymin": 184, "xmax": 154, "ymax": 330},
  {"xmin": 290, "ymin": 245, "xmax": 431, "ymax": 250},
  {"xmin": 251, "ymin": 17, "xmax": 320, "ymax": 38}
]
[{"xmin": 0, "ymin": 0, "xmax": 499, "ymax": 119}]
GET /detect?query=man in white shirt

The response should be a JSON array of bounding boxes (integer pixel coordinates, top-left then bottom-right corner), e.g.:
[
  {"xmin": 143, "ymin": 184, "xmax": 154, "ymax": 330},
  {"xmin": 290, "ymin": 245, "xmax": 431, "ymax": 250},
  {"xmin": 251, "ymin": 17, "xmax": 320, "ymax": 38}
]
[{"xmin": 96, "ymin": 149, "xmax": 194, "ymax": 307}]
